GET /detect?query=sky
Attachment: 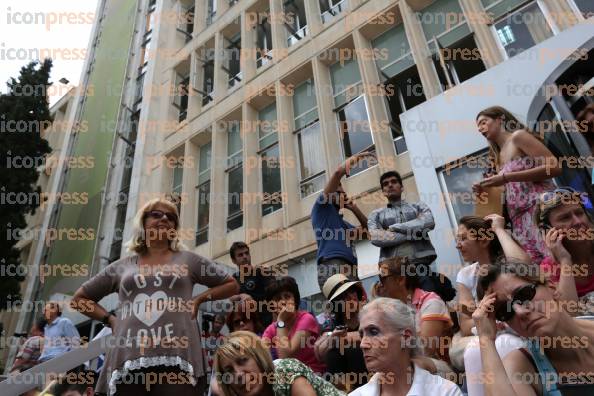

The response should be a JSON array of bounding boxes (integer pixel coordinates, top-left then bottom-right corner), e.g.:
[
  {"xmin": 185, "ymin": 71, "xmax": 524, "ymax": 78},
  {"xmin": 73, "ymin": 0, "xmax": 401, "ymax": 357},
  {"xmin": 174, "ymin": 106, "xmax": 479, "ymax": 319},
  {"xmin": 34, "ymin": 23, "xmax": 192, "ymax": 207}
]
[{"xmin": 0, "ymin": 0, "xmax": 99, "ymax": 105}]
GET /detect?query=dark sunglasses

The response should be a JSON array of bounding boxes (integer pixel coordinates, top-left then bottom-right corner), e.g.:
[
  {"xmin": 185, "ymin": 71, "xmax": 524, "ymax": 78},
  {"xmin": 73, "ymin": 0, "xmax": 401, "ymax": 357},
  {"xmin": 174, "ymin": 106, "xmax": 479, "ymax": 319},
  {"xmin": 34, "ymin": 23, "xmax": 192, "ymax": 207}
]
[
  {"xmin": 145, "ymin": 210, "xmax": 178, "ymax": 222},
  {"xmin": 494, "ymin": 283, "xmax": 537, "ymax": 322}
]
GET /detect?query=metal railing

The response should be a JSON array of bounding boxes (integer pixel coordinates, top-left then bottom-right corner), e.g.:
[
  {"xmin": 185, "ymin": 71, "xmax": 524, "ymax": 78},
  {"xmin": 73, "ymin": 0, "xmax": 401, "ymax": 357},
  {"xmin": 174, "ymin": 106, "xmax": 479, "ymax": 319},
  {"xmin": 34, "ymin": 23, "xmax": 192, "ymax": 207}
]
[{"xmin": 0, "ymin": 335, "xmax": 108, "ymax": 395}]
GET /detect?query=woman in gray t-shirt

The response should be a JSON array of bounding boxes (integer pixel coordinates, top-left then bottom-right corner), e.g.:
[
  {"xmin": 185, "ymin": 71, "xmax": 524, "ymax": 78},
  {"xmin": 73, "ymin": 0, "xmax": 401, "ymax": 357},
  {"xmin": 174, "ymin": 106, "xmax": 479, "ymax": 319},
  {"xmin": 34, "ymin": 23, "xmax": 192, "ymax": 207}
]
[{"xmin": 72, "ymin": 198, "xmax": 239, "ymax": 395}]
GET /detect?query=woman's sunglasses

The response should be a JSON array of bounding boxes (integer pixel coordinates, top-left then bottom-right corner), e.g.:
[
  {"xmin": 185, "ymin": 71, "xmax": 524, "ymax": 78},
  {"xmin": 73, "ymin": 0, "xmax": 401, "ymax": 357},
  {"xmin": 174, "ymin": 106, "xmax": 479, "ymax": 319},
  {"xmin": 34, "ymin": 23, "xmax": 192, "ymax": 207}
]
[
  {"xmin": 145, "ymin": 210, "xmax": 178, "ymax": 222},
  {"xmin": 494, "ymin": 283, "xmax": 537, "ymax": 322}
]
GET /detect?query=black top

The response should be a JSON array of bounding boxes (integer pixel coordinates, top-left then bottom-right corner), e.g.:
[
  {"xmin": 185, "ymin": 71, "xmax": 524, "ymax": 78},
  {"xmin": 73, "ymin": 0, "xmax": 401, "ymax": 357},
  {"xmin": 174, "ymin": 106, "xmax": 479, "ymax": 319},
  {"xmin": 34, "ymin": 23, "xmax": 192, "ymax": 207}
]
[{"xmin": 232, "ymin": 266, "xmax": 273, "ymax": 326}]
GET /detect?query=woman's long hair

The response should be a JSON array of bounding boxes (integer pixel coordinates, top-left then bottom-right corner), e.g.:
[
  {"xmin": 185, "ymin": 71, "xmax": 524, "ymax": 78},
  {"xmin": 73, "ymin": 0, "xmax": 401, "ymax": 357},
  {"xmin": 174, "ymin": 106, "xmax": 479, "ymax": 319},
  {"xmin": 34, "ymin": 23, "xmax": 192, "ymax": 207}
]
[
  {"xmin": 458, "ymin": 215, "xmax": 504, "ymax": 263},
  {"xmin": 125, "ymin": 197, "xmax": 186, "ymax": 254},
  {"xmin": 476, "ymin": 106, "xmax": 527, "ymax": 171}
]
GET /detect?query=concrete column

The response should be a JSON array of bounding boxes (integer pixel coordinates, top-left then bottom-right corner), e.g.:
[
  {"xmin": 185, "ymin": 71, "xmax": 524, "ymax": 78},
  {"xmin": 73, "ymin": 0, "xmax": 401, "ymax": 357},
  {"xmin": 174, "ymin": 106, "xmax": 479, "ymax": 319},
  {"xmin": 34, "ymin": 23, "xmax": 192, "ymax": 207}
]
[
  {"xmin": 304, "ymin": 0, "xmax": 323, "ymax": 36},
  {"xmin": 458, "ymin": 0, "xmax": 504, "ymax": 68},
  {"xmin": 352, "ymin": 29, "xmax": 398, "ymax": 174},
  {"xmin": 270, "ymin": 0, "xmax": 288, "ymax": 62},
  {"xmin": 275, "ymin": 80, "xmax": 301, "ymax": 225},
  {"xmin": 209, "ymin": 121, "xmax": 227, "ymax": 256},
  {"xmin": 399, "ymin": 0, "xmax": 441, "ymax": 99},
  {"xmin": 241, "ymin": 10, "xmax": 257, "ymax": 82},
  {"xmin": 213, "ymin": 32, "xmax": 227, "ymax": 102},
  {"xmin": 194, "ymin": 0, "xmax": 206, "ymax": 34},
  {"xmin": 180, "ymin": 140, "xmax": 198, "ymax": 247},
  {"xmin": 312, "ymin": 58, "xmax": 343, "ymax": 172},
  {"xmin": 540, "ymin": 0, "xmax": 580, "ymax": 30},
  {"xmin": 242, "ymin": 103, "xmax": 261, "ymax": 244}
]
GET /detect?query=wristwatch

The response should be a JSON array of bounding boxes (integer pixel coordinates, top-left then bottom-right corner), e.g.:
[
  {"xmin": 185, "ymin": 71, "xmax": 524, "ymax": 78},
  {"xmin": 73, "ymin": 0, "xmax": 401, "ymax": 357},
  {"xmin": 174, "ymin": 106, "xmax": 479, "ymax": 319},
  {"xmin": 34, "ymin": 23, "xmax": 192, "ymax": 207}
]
[
  {"xmin": 276, "ymin": 320, "xmax": 286, "ymax": 329},
  {"xmin": 102, "ymin": 313, "xmax": 114, "ymax": 327}
]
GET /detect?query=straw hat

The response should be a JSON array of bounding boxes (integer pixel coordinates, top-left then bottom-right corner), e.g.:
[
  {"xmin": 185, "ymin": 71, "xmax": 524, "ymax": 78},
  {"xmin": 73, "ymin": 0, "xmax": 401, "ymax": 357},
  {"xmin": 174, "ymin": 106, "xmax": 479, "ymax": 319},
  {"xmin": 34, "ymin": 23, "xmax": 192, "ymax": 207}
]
[{"xmin": 322, "ymin": 274, "xmax": 362, "ymax": 302}]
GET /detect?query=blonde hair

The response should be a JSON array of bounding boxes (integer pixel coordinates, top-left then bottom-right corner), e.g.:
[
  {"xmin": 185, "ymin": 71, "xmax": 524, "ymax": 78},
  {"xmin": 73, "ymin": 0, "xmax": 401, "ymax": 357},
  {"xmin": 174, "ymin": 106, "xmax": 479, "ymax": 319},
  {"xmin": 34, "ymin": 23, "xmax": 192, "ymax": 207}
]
[
  {"xmin": 214, "ymin": 331, "xmax": 274, "ymax": 396},
  {"xmin": 360, "ymin": 297, "xmax": 422, "ymax": 357},
  {"xmin": 125, "ymin": 198, "xmax": 186, "ymax": 254}
]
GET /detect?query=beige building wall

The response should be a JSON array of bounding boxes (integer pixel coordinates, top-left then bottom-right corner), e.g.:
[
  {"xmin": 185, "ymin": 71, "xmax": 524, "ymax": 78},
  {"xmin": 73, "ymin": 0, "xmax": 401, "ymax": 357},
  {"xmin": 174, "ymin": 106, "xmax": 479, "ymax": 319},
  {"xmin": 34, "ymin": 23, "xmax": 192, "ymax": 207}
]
[{"xmin": 133, "ymin": 0, "xmax": 583, "ymax": 273}]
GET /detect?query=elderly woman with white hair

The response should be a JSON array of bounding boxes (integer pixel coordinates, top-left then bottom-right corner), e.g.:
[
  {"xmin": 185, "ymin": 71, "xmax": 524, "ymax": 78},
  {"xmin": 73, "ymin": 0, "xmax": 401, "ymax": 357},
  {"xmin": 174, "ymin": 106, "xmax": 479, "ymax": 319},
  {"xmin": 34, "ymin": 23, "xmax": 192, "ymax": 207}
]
[
  {"xmin": 72, "ymin": 198, "xmax": 239, "ymax": 396},
  {"xmin": 350, "ymin": 298, "xmax": 462, "ymax": 396}
]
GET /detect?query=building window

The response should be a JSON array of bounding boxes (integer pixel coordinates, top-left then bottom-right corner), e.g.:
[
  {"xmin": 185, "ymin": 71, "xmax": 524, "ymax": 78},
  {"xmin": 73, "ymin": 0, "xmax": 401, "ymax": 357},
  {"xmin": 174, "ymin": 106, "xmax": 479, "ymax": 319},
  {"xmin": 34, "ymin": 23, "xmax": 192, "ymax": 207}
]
[
  {"xmin": 336, "ymin": 96, "xmax": 374, "ymax": 176},
  {"xmin": 320, "ymin": 0, "xmax": 348, "ymax": 24},
  {"xmin": 492, "ymin": 1, "xmax": 553, "ymax": 58},
  {"xmin": 227, "ymin": 122, "xmax": 243, "ymax": 231},
  {"xmin": 202, "ymin": 55, "xmax": 214, "ymax": 106},
  {"xmin": 573, "ymin": 0, "xmax": 594, "ymax": 18},
  {"xmin": 207, "ymin": 0, "xmax": 217, "ymax": 26},
  {"xmin": 372, "ymin": 24, "xmax": 419, "ymax": 154},
  {"xmin": 196, "ymin": 142, "xmax": 211, "ymax": 245},
  {"xmin": 256, "ymin": 12, "xmax": 273, "ymax": 68},
  {"xmin": 173, "ymin": 74, "xmax": 190, "ymax": 122},
  {"xmin": 293, "ymin": 80, "xmax": 325, "ymax": 197},
  {"xmin": 330, "ymin": 59, "xmax": 374, "ymax": 176},
  {"xmin": 176, "ymin": 1, "xmax": 194, "ymax": 43},
  {"xmin": 285, "ymin": 0, "xmax": 308, "ymax": 47},
  {"xmin": 438, "ymin": 151, "xmax": 490, "ymax": 222},
  {"xmin": 419, "ymin": 0, "xmax": 486, "ymax": 91},
  {"xmin": 258, "ymin": 103, "xmax": 282, "ymax": 215},
  {"xmin": 226, "ymin": 33, "xmax": 242, "ymax": 88},
  {"xmin": 172, "ymin": 161, "xmax": 184, "ymax": 212}
]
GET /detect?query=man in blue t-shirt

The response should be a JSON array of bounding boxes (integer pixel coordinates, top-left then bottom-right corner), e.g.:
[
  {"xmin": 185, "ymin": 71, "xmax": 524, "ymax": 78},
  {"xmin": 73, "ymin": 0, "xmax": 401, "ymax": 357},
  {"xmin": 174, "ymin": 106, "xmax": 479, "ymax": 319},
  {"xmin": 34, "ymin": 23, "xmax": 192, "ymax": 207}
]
[{"xmin": 311, "ymin": 152, "xmax": 372, "ymax": 291}]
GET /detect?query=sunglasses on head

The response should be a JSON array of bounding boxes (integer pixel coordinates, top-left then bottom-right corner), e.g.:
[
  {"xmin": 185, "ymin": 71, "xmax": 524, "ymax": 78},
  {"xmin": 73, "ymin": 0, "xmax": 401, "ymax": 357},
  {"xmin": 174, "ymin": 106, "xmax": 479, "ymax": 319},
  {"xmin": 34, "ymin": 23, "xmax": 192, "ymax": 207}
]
[
  {"xmin": 145, "ymin": 210, "xmax": 178, "ymax": 222},
  {"xmin": 494, "ymin": 283, "xmax": 537, "ymax": 322}
]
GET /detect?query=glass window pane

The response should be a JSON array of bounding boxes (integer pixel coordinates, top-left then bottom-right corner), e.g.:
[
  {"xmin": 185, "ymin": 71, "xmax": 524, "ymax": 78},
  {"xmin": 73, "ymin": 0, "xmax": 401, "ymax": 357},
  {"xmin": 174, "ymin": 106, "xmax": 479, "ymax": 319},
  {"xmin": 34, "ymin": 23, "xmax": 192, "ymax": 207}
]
[
  {"xmin": 494, "ymin": 3, "xmax": 553, "ymax": 58},
  {"xmin": 372, "ymin": 24, "xmax": 410, "ymax": 71},
  {"xmin": 330, "ymin": 58, "xmax": 362, "ymax": 105},
  {"xmin": 301, "ymin": 173, "xmax": 326, "ymax": 198},
  {"xmin": 297, "ymin": 122, "xmax": 325, "ymax": 180},
  {"xmin": 259, "ymin": 103, "xmax": 278, "ymax": 147},
  {"xmin": 173, "ymin": 166, "xmax": 183, "ymax": 192},
  {"xmin": 293, "ymin": 80, "xmax": 317, "ymax": 118},
  {"xmin": 420, "ymin": 0, "xmax": 464, "ymax": 40},
  {"xmin": 574, "ymin": 0, "xmax": 594, "ymax": 17},
  {"xmin": 228, "ymin": 122, "xmax": 242, "ymax": 156},
  {"xmin": 340, "ymin": 96, "xmax": 373, "ymax": 154},
  {"xmin": 196, "ymin": 181, "xmax": 210, "ymax": 245},
  {"xmin": 199, "ymin": 142, "xmax": 212, "ymax": 174},
  {"xmin": 440, "ymin": 154, "xmax": 490, "ymax": 220},
  {"xmin": 261, "ymin": 144, "xmax": 282, "ymax": 215},
  {"xmin": 484, "ymin": 0, "xmax": 531, "ymax": 20},
  {"xmin": 228, "ymin": 166, "xmax": 243, "ymax": 218}
]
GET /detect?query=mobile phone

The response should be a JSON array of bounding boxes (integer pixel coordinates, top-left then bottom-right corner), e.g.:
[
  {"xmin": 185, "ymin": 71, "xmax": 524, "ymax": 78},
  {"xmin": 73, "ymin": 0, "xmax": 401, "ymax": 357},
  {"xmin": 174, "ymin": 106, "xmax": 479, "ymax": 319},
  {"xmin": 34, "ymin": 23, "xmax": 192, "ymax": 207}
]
[{"xmin": 334, "ymin": 325, "xmax": 347, "ymax": 331}]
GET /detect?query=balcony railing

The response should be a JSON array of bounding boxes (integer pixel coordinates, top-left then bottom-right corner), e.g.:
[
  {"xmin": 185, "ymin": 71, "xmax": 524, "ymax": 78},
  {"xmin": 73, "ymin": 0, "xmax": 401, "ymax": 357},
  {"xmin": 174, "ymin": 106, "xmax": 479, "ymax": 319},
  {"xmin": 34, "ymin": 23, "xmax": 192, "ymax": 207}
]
[
  {"xmin": 321, "ymin": 0, "xmax": 348, "ymax": 24},
  {"xmin": 287, "ymin": 25, "xmax": 308, "ymax": 47}
]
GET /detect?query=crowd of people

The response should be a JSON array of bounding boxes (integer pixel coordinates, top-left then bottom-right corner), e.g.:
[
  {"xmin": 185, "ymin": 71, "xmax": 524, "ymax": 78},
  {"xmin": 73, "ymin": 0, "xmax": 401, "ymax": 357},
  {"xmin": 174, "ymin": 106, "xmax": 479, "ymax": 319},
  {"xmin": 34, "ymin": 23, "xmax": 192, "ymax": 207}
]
[{"xmin": 10, "ymin": 105, "xmax": 594, "ymax": 396}]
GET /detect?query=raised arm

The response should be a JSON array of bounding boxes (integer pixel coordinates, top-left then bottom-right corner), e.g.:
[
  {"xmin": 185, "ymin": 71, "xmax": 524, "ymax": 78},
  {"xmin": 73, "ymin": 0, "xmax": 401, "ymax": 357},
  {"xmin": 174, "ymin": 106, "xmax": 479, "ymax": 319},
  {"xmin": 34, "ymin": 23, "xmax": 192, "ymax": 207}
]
[
  {"xmin": 323, "ymin": 152, "xmax": 375, "ymax": 196},
  {"xmin": 473, "ymin": 293, "xmax": 538, "ymax": 396},
  {"xmin": 545, "ymin": 228, "xmax": 579, "ymax": 308},
  {"xmin": 485, "ymin": 214, "xmax": 530, "ymax": 262}
]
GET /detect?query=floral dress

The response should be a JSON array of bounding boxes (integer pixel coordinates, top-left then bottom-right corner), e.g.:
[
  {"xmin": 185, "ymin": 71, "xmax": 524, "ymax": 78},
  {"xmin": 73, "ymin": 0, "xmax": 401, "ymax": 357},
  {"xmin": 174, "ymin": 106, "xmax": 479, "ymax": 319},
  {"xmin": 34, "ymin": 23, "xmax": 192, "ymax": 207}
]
[
  {"xmin": 501, "ymin": 157, "xmax": 555, "ymax": 263},
  {"xmin": 272, "ymin": 358, "xmax": 345, "ymax": 396}
]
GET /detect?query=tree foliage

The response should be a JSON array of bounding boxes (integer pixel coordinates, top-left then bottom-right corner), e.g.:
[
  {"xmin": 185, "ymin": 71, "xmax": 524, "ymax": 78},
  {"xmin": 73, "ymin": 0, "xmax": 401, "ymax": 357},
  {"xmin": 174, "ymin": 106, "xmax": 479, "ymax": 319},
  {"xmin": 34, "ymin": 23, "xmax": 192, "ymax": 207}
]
[{"xmin": 0, "ymin": 59, "xmax": 53, "ymax": 310}]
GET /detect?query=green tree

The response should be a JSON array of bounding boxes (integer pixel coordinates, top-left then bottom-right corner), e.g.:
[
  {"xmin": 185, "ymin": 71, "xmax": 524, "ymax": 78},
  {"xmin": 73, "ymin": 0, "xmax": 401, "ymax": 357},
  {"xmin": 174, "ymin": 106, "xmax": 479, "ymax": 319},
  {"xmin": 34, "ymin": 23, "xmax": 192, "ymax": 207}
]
[{"xmin": 0, "ymin": 59, "xmax": 53, "ymax": 311}]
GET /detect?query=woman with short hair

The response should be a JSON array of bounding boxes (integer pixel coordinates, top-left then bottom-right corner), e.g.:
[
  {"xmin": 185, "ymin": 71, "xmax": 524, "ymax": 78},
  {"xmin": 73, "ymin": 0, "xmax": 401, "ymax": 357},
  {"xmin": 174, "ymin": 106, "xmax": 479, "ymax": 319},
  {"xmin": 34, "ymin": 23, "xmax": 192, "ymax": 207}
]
[
  {"xmin": 214, "ymin": 331, "xmax": 344, "ymax": 396},
  {"xmin": 350, "ymin": 298, "xmax": 462, "ymax": 396},
  {"xmin": 72, "ymin": 198, "xmax": 239, "ymax": 395},
  {"xmin": 261, "ymin": 276, "xmax": 325, "ymax": 373}
]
